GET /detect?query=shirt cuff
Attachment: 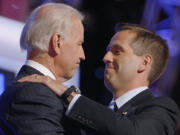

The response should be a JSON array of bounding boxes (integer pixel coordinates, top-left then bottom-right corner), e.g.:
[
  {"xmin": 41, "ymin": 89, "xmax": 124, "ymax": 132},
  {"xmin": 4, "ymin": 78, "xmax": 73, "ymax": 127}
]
[{"xmin": 65, "ymin": 94, "xmax": 81, "ymax": 115}]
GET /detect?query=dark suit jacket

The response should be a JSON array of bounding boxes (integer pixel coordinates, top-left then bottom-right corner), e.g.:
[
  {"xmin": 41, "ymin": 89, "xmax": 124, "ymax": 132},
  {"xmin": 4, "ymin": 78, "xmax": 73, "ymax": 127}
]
[
  {"xmin": 67, "ymin": 90, "xmax": 180, "ymax": 135},
  {"xmin": 0, "ymin": 65, "xmax": 83, "ymax": 135}
]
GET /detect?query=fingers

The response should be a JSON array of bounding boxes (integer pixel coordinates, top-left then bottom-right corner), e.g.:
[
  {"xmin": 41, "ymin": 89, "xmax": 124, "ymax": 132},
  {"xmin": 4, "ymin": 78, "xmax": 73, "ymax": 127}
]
[
  {"xmin": 17, "ymin": 74, "xmax": 68, "ymax": 96},
  {"xmin": 18, "ymin": 74, "xmax": 44, "ymax": 83}
]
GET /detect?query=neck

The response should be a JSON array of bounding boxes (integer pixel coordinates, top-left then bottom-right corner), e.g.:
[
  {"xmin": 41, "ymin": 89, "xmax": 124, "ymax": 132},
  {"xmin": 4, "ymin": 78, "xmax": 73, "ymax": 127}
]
[
  {"xmin": 28, "ymin": 50, "xmax": 69, "ymax": 83},
  {"xmin": 28, "ymin": 51, "xmax": 57, "ymax": 79}
]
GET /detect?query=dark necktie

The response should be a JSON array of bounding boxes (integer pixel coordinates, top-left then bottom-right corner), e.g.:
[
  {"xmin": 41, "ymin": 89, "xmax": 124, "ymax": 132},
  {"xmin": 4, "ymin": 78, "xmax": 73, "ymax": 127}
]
[{"xmin": 114, "ymin": 102, "xmax": 118, "ymax": 112}]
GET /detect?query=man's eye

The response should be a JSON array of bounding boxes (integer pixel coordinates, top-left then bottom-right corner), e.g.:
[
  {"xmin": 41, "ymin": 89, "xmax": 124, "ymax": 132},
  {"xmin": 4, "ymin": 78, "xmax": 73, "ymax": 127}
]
[
  {"xmin": 77, "ymin": 43, "xmax": 83, "ymax": 46},
  {"xmin": 113, "ymin": 50, "xmax": 121, "ymax": 54}
]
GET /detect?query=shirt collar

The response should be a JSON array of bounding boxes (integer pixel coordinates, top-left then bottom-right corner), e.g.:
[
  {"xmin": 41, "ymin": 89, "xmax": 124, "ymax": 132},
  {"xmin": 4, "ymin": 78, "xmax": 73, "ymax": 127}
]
[
  {"xmin": 25, "ymin": 60, "xmax": 56, "ymax": 80},
  {"xmin": 109, "ymin": 86, "xmax": 148, "ymax": 109}
]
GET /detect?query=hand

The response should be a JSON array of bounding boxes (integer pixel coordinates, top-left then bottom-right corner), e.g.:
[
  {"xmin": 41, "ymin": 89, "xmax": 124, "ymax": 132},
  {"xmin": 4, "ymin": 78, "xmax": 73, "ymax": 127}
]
[{"xmin": 18, "ymin": 74, "xmax": 68, "ymax": 96}]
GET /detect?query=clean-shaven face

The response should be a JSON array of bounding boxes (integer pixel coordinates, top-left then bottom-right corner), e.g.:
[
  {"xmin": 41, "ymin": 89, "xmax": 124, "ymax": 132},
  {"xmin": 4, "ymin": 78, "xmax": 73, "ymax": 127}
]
[
  {"xmin": 55, "ymin": 17, "xmax": 85, "ymax": 80},
  {"xmin": 103, "ymin": 30, "xmax": 142, "ymax": 92}
]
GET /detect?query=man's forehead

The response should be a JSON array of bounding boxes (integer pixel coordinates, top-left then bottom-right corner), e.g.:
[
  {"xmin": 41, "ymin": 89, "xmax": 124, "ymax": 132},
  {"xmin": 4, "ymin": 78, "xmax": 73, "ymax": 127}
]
[
  {"xmin": 108, "ymin": 31, "xmax": 127, "ymax": 46},
  {"xmin": 107, "ymin": 30, "xmax": 136, "ymax": 50}
]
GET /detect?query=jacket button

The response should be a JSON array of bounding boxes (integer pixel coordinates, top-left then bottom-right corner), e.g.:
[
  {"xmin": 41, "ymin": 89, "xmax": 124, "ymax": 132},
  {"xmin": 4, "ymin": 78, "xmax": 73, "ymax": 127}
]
[{"xmin": 78, "ymin": 115, "xmax": 82, "ymax": 119}]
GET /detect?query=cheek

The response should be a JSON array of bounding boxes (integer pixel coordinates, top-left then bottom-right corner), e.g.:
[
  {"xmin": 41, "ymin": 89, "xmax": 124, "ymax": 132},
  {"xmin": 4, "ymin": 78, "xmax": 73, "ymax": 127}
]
[
  {"xmin": 113, "ymin": 57, "xmax": 127, "ymax": 73},
  {"xmin": 68, "ymin": 46, "xmax": 79, "ymax": 58},
  {"xmin": 63, "ymin": 47, "xmax": 77, "ymax": 61},
  {"xmin": 115, "ymin": 57, "xmax": 138, "ymax": 74},
  {"xmin": 57, "ymin": 52, "xmax": 74, "ymax": 68},
  {"xmin": 123, "ymin": 58, "xmax": 140, "ymax": 75},
  {"xmin": 63, "ymin": 55, "xmax": 76, "ymax": 67}
]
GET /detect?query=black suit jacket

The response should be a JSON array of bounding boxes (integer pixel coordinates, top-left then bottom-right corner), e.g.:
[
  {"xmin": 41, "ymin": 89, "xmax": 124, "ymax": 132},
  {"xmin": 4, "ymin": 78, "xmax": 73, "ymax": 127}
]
[
  {"xmin": 67, "ymin": 90, "xmax": 180, "ymax": 135},
  {"xmin": 0, "ymin": 65, "xmax": 83, "ymax": 135}
]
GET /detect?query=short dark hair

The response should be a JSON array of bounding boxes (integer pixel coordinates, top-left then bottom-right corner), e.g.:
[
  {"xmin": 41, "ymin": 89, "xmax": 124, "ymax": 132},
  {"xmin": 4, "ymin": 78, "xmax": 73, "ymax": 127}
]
[{"xmin": 115, "ymin": 23, "xmax": 169, "ymax": 84}]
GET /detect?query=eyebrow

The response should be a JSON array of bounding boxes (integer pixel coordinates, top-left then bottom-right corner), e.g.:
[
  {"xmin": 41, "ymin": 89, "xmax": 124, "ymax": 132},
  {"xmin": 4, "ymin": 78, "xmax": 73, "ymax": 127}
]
[{"xmin": 106, "ymin": 43, "xmax": 125, "ymax": 52}]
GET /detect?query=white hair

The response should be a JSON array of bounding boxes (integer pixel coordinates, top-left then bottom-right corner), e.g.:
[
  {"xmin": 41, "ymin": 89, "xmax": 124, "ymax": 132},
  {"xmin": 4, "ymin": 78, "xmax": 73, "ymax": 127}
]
[{"xmin": 20, "ymin": 3, "xmax": 84, "ymax": 52}]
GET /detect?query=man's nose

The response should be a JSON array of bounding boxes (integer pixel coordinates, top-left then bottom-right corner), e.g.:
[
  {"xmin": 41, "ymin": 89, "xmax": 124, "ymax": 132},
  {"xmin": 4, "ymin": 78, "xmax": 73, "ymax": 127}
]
[
  {"xmin": 80, "ymin": 48, "xmax": 86, "ymax": 60},
  {"xmin": 103, "ymin": 51, "xmax": 112, "ymax": 63}
]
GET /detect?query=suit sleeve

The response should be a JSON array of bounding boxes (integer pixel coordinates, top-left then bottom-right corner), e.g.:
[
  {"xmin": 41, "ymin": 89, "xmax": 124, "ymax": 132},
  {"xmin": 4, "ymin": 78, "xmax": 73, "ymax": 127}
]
[
  {"xmin": 67, "ymin": 96, "xmax": 180, "ymax": 135},
  {"xmin": 7, "ymin": 82, "xmax": 66, "ymax": 135}
]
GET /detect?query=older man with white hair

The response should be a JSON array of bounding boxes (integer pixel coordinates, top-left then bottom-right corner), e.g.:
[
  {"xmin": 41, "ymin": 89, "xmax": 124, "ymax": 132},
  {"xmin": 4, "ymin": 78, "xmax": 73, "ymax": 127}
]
[{"xmin": 0, "ymin": 3, "xmax": 85, "ymax": 135}]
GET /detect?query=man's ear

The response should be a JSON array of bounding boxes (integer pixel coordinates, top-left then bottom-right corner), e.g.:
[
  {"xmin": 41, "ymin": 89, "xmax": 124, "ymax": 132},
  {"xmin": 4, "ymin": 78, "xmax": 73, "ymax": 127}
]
[
  {"xmin": 138, "ymin": 54, "xmax": 152, "ymax": 73},
  {"xmin": 49, "ymin": 33, "xmax": 62, "ymax": 56}
]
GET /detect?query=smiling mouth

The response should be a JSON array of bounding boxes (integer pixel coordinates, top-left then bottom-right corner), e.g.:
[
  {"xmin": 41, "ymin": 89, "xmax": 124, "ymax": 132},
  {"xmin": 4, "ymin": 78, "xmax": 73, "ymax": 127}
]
[
  {"xmin": 105, "ymin": 65, "xmax": 114, "ymax": 69},
  {"xmin": 105, "ymin": 67, "xmax": 114, "ymax": 73}
]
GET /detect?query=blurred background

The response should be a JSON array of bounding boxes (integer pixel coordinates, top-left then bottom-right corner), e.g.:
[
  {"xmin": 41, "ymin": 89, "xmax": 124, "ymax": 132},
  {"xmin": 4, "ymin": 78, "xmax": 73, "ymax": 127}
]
[{"xmin": 0, "ymin": 0, "xmax": 180, "ymax": 107}]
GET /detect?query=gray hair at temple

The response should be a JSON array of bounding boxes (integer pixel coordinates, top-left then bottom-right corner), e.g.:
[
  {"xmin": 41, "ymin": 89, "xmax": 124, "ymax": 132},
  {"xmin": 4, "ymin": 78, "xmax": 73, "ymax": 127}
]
[{"xmin": 20, "ymin": 3, "xmax": 84, "ymax": 52}]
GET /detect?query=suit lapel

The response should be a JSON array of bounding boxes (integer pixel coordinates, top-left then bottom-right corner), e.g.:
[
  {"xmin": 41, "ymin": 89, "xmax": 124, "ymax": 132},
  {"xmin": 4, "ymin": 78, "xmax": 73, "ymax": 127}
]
[{"xmin": 117, "ymin": 89, "xmax": 154, "ymax": 117}]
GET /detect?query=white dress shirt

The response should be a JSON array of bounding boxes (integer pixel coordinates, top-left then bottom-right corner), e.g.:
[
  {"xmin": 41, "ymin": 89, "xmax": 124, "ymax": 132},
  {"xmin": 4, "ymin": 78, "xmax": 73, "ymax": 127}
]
[{"xmin": 109, "ymin": 86, "xmax": 148, "ymax": 110}]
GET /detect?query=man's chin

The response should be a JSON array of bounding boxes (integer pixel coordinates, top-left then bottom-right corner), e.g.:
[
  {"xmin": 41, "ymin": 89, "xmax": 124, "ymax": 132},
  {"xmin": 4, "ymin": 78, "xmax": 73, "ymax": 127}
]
[{"xmin": 65, "ymin": 70, "xmax": 77, "ymax": 80}]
